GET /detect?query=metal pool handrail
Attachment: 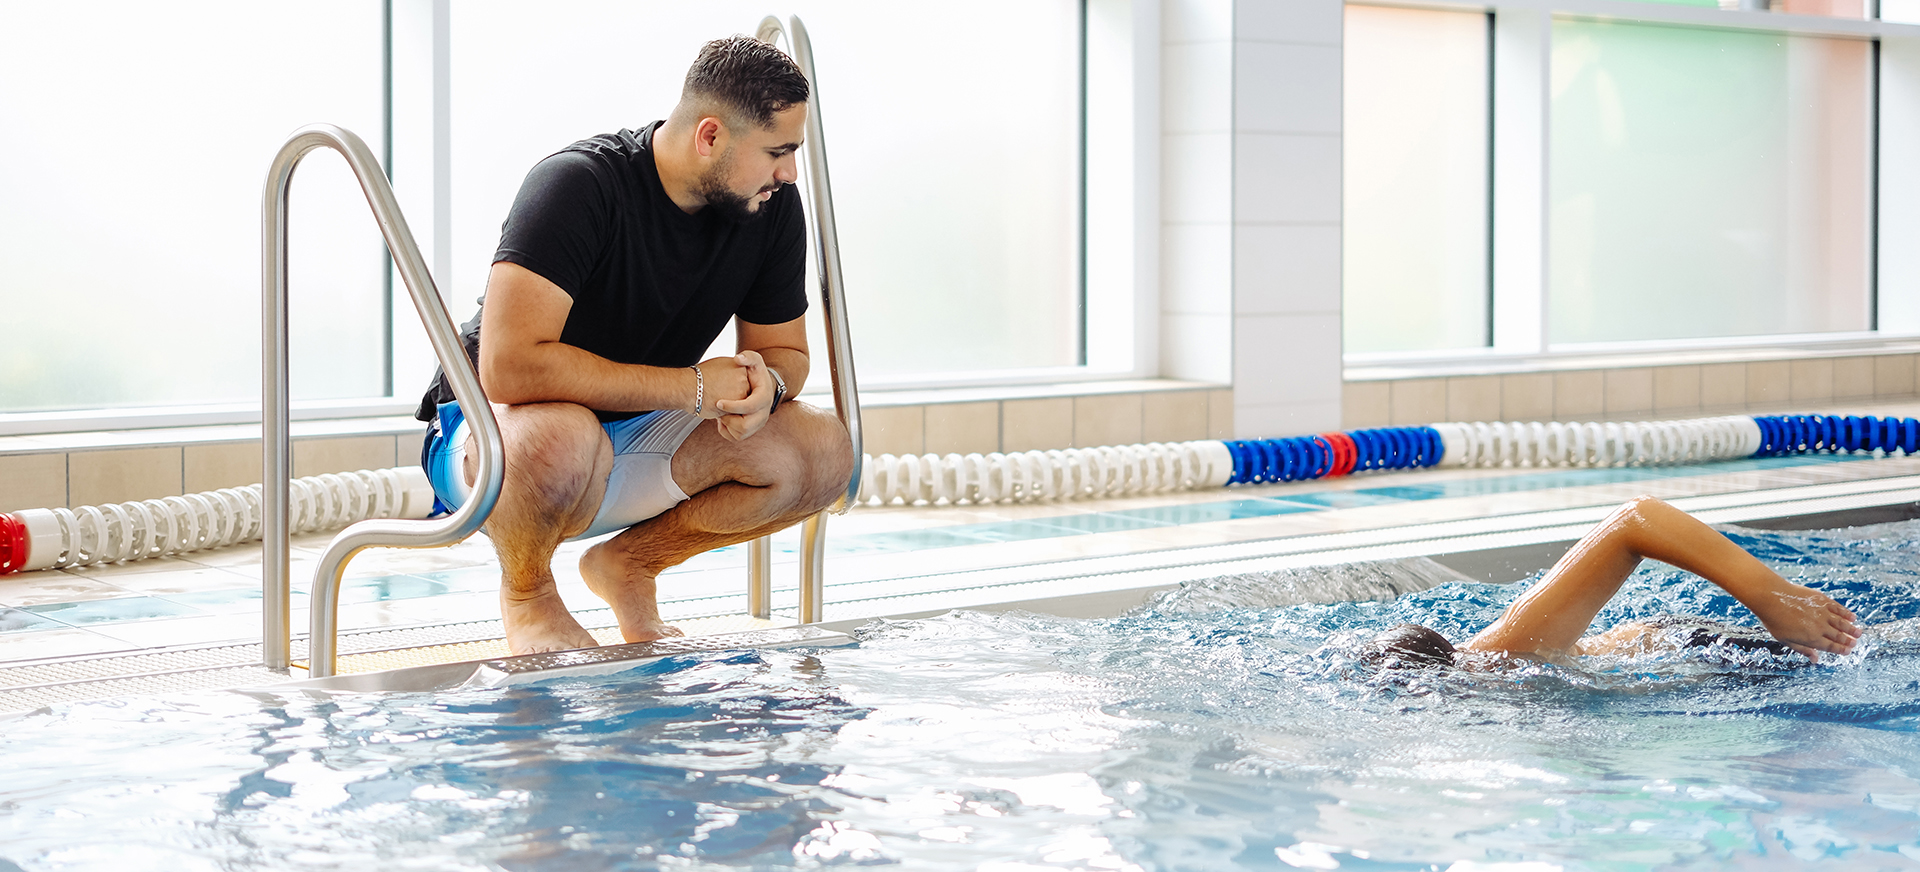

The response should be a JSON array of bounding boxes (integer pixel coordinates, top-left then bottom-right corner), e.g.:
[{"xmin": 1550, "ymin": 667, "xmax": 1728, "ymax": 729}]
[
  {"xmin": 261, "ymin": 124, "xmax": 505, "ymax": 677},
  {"xmin": 747, "ymin": 15, "xmax": 864, "ymax": 624}
]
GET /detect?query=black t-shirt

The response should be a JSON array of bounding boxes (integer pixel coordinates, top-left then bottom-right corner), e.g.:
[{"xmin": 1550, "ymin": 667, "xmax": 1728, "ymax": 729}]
[{"xmin": 415, "ymin": 121, "xmax": 808, "ymax": 422}]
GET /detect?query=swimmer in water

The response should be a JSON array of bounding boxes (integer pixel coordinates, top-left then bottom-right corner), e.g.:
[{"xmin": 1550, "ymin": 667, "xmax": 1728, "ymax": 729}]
[{"xmin": 1364, "ymin": 496, "xmax": 1862, "ymax": 668}]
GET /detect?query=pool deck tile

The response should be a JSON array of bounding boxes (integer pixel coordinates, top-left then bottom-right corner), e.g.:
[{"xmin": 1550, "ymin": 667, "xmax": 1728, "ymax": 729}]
[
  {"xmin": 53, "ymin": 556, "xmax": 209, "ymax": 580},
  {"xmin": 0, "ymin": 573, "xmax": 137, "ymax": 608},
  {"xmin": 86, "ymin": 613, "xmax": 266, "ymax": 649},
  {"xmin": 334, "ymin": 591, "xmax": 501, "ymax": 630},
  {"xmin": 23, "ymin": 596, "xmax": 208, "ymax": 627},
  {"xmin": 0, "ymin": 607, "xmax": 71, "ymax": 634},
  {"xmin": 0, "ymin": 627, "xmax": 136, "ymax": 661},
  {"xmin": 95, "ymin": 567, "xmax": 260, "ymax": 597}
]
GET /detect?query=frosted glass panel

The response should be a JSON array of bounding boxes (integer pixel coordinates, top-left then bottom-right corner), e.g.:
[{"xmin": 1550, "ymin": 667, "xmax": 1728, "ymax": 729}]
[
  {"xmin": 1549, "ymin": 23, "xmax": 1872, "ymax": 344},
  {"xmin": 449, "ymin": 1, "xmax": 1082, "ymax": 380},
  {"xmin": 0, "ymin": 2, "xmax": 388, "ymax": 413},
  {"xmin": 1343, "ymin": 5, "xmax": 1489, "ymax": 354}
]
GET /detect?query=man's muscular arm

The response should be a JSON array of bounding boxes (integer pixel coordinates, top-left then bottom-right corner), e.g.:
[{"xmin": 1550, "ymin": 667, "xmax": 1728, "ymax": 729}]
[
  {"xmin": 709, "ymin": 316, "xmax": 811, "ymax": 442},
  {"xmin": 478, "ymin": 261, "xmax": 756, "ymax": 416}
]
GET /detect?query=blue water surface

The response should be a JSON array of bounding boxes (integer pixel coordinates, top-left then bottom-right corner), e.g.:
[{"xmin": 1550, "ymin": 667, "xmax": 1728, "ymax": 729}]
[{"xmin": 6, "ymin": 520, "xmax": 1920, "ymax": 870}]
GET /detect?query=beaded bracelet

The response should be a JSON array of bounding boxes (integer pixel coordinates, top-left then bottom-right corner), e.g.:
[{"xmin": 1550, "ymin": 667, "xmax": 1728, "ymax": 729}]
[{"xmin": 689, "ymin": 365, "xmax": 704, "ymax": 416}]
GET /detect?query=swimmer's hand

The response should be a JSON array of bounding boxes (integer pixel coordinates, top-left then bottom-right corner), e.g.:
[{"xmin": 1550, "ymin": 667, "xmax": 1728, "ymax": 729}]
[{"xmin": 1753, "ymin": 581, "xmax": 1860, "ymax": 663}]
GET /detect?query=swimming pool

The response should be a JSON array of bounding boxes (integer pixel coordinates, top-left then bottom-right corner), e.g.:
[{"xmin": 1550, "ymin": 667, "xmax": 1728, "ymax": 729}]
[{"xmin": 3, "ymin": 518, "xmax": 1919, "ymax": 870}]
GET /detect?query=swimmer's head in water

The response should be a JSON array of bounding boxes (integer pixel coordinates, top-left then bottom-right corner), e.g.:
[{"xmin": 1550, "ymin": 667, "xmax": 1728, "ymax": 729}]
[{"xmin": 1360, "ymin": 624, "xmax": 1457, "ymax": 669}]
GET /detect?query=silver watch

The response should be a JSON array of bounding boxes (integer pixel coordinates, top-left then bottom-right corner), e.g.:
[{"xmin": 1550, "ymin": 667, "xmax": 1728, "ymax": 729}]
[{"xmin": 769, "ymin": 367, "xmax": 786, "ymax": 412}]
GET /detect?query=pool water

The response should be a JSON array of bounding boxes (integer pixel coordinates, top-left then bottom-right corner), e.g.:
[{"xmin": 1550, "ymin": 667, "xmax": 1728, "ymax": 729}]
[{"xmin": 6, "ymin": 520, "xmax": 1920, "ymax": 870}]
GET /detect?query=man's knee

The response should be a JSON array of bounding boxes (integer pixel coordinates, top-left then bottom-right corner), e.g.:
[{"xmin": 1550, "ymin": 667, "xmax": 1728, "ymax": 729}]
[
  {"xmin": 785, "ymin": 403, "xmax": 854, "ymax": 510},
  {"xmin": 726, "ymin": 403, "xmax": 850, "ymax": 506},
  {"xmin": 496, "ymin": 402, "xmax": 609, "ymax": 499}
]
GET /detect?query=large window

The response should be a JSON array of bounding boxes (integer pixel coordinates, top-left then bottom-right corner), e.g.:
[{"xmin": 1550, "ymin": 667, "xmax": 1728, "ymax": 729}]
[
  {"xmin": 0, "ymin": 2, "xmax": 388, "ymax": 413},
  {"xmin": 1344, "ymin": 3, "xmax": 1883, "ymax": 358},
  {"xmin": 1549, "ymin": 22, "xmax": 1873, "ymax": 344},
  {"xmin": 1342, "ymin": 5, "xmax": 1490, "ymax": 354},
  {"xmin": 448, "ymin": 1, "xmax": 1086, "ymax": 384},
  {"xmin": 0, "ymin": 1, "xmax": 1087, "ymax": 421}
]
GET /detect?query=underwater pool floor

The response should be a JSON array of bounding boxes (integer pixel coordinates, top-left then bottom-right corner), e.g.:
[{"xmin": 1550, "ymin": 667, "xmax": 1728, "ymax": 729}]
[{"xmin": 8, "ymin": 402, "xmax": 1920, "ymax": 709}]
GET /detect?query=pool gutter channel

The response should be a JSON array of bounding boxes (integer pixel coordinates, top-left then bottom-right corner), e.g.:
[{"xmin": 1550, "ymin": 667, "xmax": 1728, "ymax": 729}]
[{"xmin": 3, "ymin": 474, "xmax": 1918, "ymax": 707}]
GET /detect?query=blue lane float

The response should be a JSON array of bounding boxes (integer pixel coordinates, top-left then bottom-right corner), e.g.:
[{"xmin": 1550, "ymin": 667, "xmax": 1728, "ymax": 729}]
[
  {"xmin": 1223, "ymin": 414, "xmax": 1920, "ymax": 487},
  {"xmin": 1223, "ymin": 427, "xmax": 1443, "ymax": 485},
  {"xmin": 1751, "ymin": 414, "xmax": 1920, "ymax": 457}
]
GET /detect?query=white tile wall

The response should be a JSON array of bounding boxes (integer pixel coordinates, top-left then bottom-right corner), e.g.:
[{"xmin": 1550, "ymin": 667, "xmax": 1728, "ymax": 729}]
[
  {"xmin": 1161, "ymin": 312, "xmax": 1234, "ymax": 383},
  {"xmin": 1161, "ymin": 223, "xmax": 1234, "ymax": 315},
  {"xmin": 1227, "ymin": 0, "xmax": 1345, "ymax": 434},
  {"xmin": 1161, "ymin": 43, "xmax": 1234, "ymax": 133},
  {"xmin": 1236, "ymin": 399, "xmax": 1342, "ymax": 437},
  {"xmin": 1162, "ymin": 0, "xmax": 1238, "ymax": 397},
  {"xmin": 1165, "ymin": 0, "xmax": 1235, "ymax": 43},
  {"xmin": 1232, "ymin": 224, "xmax": 1340, "ymax": 314},
  {"xmin": 1233, "ymin": 133, "xmax": 1341, "ymax": 223},
  {"xmin": 1233, "ymin": 313, "xmax": 1342, "ymax": 407},
  {"xmin": 1162, "ymin": 133, "xmax": 1234, "ymax": 222},
  {"xmin": 1233, "ymin": 43, "xmax": 1342, "ymax": 133},
  {"xmin": 1236, "ymin": 0, "xmax": 1343, "ymax": 44}
]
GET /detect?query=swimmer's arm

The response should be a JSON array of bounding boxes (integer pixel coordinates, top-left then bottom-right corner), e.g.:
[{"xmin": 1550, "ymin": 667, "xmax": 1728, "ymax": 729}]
[
  {"xmin": 1463, "ymin": 498, "xmax": 1654, "ymax": 658},
  {"xmin": 1463, "ymin": 497, "xmax": 1860, "ymax": 661},
  {"xmin": 1590, "ymin": 498, "xmax": 1860, "ymax": 661},
  {"xmin": 478, "ymin": 261, "xmax": 752, "ymax": 417}
]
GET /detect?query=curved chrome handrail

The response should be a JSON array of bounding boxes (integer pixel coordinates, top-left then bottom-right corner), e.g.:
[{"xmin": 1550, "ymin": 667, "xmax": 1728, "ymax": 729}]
[
  {"xmin": 752, "ymin": 15, "xmax": 864, "ymax": 624},
  {"xmin": 757, "ymin": 14, "xmax": 863, "ymax": 503},
  {"xmin": 261, "ymin": 124, "xmax": 504, "ymax": 677}
]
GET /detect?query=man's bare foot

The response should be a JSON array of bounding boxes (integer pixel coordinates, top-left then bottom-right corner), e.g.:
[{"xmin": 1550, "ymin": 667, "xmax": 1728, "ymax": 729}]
[
  {"xmin": 580, "ymin": 541, "xmax": 685, "ymax": 644},
  {"xmin": 500, "ymin": 586, "xmax": 598, "ymax": 655},
  {"xmin": 619, "ymin": 620, "xmax": 686, "ymax": 644},
  {"xmin": 1753, "ymin": 581, "xmax": 1861, "ymax": 662}
]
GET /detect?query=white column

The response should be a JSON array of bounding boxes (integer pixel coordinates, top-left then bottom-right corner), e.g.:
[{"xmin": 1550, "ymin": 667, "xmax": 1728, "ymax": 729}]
[
  {"xmin": 1159, "ymin": 0, "xmax": 1236, "ymax": 384},
  {"xmin": 1229, "ymin": 0, "xmax": 1344, "ymax": 437},
  {"xmin": 1490, "ymin": 8, "xmax": 1549, "ymax": 353}
]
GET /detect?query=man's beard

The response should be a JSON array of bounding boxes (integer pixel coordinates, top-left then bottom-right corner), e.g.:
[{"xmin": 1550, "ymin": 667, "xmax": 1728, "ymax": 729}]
[{"xmin": 694, "ymin": 151, "xmax": 777, "ymax": 224}]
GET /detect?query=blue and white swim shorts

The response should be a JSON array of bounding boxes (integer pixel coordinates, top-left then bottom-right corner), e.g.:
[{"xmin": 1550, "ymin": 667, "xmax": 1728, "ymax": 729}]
[{"xmin": 421, "ymin": 402, "xmax": 705, "ymax": 540}]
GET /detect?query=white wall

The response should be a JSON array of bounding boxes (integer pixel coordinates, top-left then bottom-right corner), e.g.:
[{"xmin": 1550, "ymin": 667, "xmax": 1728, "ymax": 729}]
[
  {"xmin": 1160, "ymin": 0, "xmax": 1237, "ymax": 386},
  {"xmin": 1158, "ymin": 0, "xmax": 1346, "ymax": 437},
  {"xmin": 1230, "ymin": 0, "xmax": 1344, "ymax": 436}
]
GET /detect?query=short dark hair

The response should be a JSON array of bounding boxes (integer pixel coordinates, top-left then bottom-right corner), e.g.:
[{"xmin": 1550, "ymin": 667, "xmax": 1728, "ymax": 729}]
[
  {"xmin": 1360, "ymin": 624, "xmax": 1457, "ymax": 669},
  {"xmin": 676, "ymin": 35, "xmax": 809, "ymax": 130}
]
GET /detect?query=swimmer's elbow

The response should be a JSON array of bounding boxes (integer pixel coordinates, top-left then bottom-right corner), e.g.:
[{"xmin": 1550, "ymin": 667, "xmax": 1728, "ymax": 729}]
[
  {"xmin": 1615, "ymin": 495, "xmax": 1680, "ymax": 533},
  {"xmin": 1623, "ymin": 495, "xmax": 1672, "ymax": 515}
]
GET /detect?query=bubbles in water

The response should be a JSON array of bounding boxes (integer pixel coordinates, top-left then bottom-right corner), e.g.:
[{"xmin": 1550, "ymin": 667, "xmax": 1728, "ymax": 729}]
[{"xmin": 1147, "ymin": 556, "xmax": 1467, "ymax": 614}]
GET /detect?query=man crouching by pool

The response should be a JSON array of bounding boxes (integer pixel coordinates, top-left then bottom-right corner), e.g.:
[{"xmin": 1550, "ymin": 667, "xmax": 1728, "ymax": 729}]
[
  {"xmin": 1363, "ymin": 496, "xmax": 1861, "ymax": 669},
  {"xmin": 414, "ymin": 36, "xmax": 851, "ymax": 654}
]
